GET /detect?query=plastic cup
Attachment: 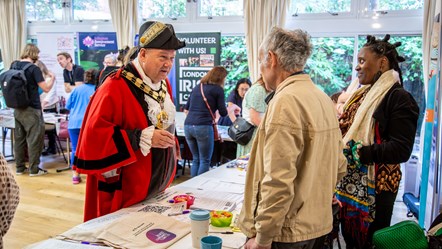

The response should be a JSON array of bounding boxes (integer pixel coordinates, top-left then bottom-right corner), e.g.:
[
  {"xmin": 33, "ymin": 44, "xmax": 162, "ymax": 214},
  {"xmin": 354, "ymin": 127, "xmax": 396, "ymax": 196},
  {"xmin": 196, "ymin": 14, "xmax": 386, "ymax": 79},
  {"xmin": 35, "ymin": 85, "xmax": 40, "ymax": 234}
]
[
  {"xmin": 200, "ymin": 236, "xmax": 222, "ymax": 249},
  {"xmin": 173, "ymin": 194, "xmax": 195, "ymax": 209},
  {"xmin": 189, "ymin": 210, "xmax": 210, "ymax": 248}
]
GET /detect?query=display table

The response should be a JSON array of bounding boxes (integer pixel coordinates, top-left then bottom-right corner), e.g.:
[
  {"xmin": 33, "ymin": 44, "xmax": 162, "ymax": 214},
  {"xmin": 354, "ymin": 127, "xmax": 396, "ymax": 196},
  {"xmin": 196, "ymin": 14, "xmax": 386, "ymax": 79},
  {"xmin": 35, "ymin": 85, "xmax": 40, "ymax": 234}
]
[
  {"xmin": 26, "ymin": 161, "xmax": 249, "ymax": 249},
  {"xmin": 0, "ymin": 109, "xmax": 68, "ymax": 161},
  {"xmin": 175, "ymin": 111, "xmax": 233, "ymax": 142}
]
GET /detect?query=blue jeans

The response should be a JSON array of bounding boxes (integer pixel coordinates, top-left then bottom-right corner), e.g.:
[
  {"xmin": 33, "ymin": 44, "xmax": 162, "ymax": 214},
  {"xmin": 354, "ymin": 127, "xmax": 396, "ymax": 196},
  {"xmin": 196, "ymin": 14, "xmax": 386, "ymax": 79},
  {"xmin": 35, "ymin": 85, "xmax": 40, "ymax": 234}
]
[
  {"xmin": 68, "ymin": 128, "xmax": 81, "ymax": 168},
  {"xmin": 184, "ymin": 125, "xmax": 214, "ymax": 177}
]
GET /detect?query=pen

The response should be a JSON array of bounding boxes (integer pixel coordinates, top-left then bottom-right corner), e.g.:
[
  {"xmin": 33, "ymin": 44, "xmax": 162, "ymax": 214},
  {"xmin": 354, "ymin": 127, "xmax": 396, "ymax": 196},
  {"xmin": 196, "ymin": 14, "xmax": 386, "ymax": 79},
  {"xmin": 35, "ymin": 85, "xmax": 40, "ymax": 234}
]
[
  {"xmin": 81, "ymin": 241, "xmax": 102, "ymax": 245},
  {"xmin": 210, "ymin": 231, "xmax": 234, "ymax": 234},
  {"xmin": 168, "ymin": 210, "xmax": 190, "ymax": 216}
]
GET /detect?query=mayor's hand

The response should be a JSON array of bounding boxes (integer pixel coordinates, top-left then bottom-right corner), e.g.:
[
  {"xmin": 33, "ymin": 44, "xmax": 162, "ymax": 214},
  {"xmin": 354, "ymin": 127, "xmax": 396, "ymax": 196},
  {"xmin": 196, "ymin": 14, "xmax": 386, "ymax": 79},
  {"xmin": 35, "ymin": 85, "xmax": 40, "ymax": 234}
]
[{"xmin": 151, "ymin": 129, "xmax": 175, "ymax": 148}]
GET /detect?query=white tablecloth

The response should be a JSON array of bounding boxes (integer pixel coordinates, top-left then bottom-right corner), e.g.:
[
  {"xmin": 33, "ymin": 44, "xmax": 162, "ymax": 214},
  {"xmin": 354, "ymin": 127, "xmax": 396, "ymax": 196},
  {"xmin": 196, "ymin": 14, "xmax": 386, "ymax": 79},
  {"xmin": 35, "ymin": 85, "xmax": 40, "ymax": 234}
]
[{"xmin": 26, "ymin": 162, "xmax": 248, "ymax": 249}]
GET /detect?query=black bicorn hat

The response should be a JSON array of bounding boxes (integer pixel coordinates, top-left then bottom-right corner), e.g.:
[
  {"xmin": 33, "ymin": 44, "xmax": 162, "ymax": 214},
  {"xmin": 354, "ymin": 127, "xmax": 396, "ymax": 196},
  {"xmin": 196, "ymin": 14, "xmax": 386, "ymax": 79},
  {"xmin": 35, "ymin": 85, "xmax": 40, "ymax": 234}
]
[{"xmin": 138, "ymin": 21, "xmax": 186, "ymax": 50}]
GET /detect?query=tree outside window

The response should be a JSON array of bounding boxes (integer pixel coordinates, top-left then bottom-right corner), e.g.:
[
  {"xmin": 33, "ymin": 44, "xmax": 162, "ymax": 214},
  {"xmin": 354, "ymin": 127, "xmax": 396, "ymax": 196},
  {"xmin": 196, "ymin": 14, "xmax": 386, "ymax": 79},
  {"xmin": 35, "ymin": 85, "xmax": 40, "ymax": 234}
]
[
  {"xmin": 26, "ymin": 0, "xmax": 63, "ymax": 21},
  {"xmin": 305, "ymin": 37, "xmax": 355, "ymax": 96},
  {"xmin": 200, "ymin": 0, "xmax": 243, "ymax": 17},
  {"xmin": 290, "ymin": 0, "xmax": 351, "ymax": 15},
  {"xmin": 221, "ymin": 36, "xmax": 249, "ymax": 97},
  {"xmin": 139, "ymin": 0, "xmax": 186, "ymax": 19},
  {"xmin": 72, "ymin": 0, "xmax": 111, "ymax": 20},
  {"xmin": 369, "ymin": 0, "xmax": 424, "ymax": 11}
]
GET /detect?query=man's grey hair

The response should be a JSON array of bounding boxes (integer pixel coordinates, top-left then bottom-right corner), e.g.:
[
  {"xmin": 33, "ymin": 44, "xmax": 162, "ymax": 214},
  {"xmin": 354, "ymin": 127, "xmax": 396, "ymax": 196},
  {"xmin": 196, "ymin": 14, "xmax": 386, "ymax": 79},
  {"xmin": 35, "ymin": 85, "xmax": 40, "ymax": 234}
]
[
  {"xmin": 104, "ymin": 53, "xmax": 117, "ymax": 64},
  {"xmin": 260, "ymin": 27, "xmax": 312, "ymax": 72}
]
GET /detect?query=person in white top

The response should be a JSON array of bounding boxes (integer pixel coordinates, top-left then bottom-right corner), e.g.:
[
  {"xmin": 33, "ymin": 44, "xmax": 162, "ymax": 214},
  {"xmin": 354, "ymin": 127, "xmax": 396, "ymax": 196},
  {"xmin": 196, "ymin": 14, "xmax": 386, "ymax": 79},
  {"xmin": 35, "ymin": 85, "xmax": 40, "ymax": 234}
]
[{"xmin": 36, "ymin": 60, "xmax": 58, "ymax": 155}]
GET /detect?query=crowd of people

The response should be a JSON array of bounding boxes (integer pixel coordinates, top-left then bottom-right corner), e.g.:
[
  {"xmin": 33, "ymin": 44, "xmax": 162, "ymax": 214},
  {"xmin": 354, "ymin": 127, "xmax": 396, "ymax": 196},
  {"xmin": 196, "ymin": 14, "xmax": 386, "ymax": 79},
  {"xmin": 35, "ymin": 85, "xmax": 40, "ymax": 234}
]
[{"xmin": 1, "ymin": 20, "xmax": 420, "ymax": 249}]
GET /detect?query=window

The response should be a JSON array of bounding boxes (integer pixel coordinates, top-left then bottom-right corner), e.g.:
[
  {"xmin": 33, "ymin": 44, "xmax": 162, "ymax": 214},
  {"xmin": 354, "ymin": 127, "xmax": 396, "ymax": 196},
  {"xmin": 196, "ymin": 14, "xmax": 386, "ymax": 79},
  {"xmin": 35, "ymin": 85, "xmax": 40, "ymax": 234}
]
[
  {"xmin": 26, "ymin": 0, "xmax": 63, "ymax": 22},
  {"xmin": 290, "ymin": 0, "xmax": 352, "ymax": 15},
  {"xmin": 221, "ymin": 36, "xmax": 249, "ymax": 96},
  {"xmin": 139, "ymin": 0, "xmax": 187, "ymax": 20},
  {"xmin": 72, "ymin": 0, "xmax": 111, "ymax": 21},
  {"xmin": 199, "ymin": 0, "xmax": 243, "ymax": 17},
  {"xmin": 305, "ymin": 37, "xmax": 355, "ymax": 96},
  {"xmin": 368, "ymin": 0, "xmax": 424, "ymax": 11}
]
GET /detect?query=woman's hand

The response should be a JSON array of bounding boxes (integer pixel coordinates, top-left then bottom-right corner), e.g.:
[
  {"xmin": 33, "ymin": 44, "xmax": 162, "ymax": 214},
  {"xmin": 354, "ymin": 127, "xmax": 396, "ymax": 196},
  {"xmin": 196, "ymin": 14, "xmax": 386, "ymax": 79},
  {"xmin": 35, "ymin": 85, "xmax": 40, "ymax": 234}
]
[{"xmin": 227, "ymin": 104, "xmax": 241, "ymax": 122}]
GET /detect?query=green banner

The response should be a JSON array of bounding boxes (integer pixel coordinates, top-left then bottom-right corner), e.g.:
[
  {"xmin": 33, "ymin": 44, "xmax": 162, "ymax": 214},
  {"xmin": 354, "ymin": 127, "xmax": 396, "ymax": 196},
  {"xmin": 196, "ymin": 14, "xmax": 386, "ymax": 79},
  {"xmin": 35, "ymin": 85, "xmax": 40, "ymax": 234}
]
[{"xmin": 175, "ymin": 33, "xmax": 221, "ymax": 109}]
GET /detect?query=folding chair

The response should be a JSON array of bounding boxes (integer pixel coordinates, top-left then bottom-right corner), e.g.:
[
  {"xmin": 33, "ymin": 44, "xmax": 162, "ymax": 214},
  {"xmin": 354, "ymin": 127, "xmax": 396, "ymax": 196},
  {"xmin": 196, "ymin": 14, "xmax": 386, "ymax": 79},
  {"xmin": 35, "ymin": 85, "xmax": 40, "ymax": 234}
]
[{"xmin": 55, "ymin": 120, "xmax": 71, "ymax": 172}]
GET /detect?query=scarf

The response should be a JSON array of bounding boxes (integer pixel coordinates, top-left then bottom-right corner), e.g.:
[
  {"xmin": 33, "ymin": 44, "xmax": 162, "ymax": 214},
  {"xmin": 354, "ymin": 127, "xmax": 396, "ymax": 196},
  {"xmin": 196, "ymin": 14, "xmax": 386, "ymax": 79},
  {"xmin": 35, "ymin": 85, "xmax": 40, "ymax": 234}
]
[{"xmin": 335, "ymin": 69, "xmax": 399, "ymax": 247}]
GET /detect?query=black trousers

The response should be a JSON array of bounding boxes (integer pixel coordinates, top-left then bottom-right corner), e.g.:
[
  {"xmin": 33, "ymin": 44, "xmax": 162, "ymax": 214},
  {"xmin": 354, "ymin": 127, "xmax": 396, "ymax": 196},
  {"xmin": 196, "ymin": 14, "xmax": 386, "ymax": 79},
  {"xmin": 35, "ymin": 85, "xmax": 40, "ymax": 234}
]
[
  {"xmin": 342, "ymin": 191, "xmax": 398, "ymax": 249},
  {"xmin": 44, "ymin": 108, "xmax": 57, "ymax": 151}
]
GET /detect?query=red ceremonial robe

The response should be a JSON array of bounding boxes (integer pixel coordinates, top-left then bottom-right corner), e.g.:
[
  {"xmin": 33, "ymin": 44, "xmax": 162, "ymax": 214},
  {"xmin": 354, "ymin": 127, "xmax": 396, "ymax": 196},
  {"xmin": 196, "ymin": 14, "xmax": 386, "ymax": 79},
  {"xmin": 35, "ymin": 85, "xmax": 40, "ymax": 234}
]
[{"xmin": 74, "ymin": 66, "xmax": 176, "ymax": 221}]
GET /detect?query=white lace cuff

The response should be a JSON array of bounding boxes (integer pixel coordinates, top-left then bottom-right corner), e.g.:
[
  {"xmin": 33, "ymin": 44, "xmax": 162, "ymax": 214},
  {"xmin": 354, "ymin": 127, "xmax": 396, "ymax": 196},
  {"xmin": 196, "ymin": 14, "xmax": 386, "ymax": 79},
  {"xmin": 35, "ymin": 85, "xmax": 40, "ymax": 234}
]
[{"xmin": 139, "ymin": 126, "xmax": 155, "ymax": 156}]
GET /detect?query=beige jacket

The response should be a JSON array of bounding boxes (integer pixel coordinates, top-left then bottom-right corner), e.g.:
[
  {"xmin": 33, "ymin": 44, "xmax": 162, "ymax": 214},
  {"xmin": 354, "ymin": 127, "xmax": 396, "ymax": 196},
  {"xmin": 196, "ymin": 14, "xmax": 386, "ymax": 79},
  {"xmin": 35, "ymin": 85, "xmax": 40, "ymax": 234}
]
[{"xmin": 238, "ymin": 74, "xmax": 347, "ymax": 246}]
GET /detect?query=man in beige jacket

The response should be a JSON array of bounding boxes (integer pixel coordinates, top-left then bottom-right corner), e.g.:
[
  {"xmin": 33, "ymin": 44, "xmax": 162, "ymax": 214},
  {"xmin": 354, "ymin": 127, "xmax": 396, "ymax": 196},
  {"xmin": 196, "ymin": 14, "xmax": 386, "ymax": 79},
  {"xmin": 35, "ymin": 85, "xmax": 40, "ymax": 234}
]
[{"xmin": 238, "ymin": 27, "xmax": 347, "ymax": 249}]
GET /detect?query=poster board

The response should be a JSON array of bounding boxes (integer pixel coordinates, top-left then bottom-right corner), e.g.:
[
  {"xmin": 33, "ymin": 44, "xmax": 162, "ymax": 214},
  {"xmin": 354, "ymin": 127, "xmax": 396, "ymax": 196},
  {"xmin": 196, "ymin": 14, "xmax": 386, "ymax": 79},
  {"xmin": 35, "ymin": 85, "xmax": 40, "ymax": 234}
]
[{"xmin": 173, "ymin": 33, "xmax": 221, "ymax": 110}]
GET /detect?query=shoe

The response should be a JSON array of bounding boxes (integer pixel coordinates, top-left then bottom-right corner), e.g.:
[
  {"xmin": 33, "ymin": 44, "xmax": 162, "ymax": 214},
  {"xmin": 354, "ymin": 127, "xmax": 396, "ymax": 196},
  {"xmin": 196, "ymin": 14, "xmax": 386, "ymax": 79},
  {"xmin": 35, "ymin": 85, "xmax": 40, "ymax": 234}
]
[
  {"xmin": 72, "ymin": 176, "xmax": 81, "ymax": 185},
  {"xmin": 42, "ymin": 148, "xmax": 56, "ymax": 156},
  {"xmin": 29, "ymin": 168, "xmax": 48, "ymax": 177},
  {"xmin": 16, "ymin": 168, "xmax": 28, "ymax": 175}
]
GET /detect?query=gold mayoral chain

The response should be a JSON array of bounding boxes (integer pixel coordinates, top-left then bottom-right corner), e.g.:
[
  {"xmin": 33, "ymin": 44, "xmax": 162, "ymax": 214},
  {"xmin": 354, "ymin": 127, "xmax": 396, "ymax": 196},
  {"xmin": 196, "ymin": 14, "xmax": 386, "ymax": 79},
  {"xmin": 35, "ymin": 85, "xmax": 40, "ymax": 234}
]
[{"xmin": 121, "ymin": 70, "xmax": 169, "ymax": 129}]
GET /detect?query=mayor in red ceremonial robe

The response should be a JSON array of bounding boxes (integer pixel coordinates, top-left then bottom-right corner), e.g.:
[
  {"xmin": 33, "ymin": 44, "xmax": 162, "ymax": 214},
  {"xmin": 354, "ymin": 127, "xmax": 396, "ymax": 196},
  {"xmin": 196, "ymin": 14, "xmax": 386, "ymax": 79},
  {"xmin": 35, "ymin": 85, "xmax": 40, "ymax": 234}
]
[{"xmin": 74, "ymin": 21, "xmax": 186, "ymax": 221}]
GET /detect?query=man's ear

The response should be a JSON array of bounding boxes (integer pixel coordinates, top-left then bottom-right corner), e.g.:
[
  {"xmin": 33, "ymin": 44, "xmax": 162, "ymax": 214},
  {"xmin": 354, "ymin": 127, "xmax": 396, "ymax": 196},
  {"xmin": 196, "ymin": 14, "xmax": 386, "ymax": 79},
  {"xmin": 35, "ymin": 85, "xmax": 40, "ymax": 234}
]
[
  {"xmin": 138, "ymin": 48, "xmax": 145, "ymax": 59},
  {"xmin": 268, "ymin": 50, "xmax": 277, "ymax": 68}
]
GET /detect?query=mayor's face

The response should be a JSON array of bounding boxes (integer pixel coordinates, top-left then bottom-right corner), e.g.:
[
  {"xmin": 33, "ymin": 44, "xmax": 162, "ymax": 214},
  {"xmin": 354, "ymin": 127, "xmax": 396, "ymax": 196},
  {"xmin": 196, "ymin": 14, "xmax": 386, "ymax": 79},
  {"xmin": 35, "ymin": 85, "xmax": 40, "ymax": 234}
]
[{"xmin": 139, "ymin": 48, "xmax": 176, "ymax": 84}]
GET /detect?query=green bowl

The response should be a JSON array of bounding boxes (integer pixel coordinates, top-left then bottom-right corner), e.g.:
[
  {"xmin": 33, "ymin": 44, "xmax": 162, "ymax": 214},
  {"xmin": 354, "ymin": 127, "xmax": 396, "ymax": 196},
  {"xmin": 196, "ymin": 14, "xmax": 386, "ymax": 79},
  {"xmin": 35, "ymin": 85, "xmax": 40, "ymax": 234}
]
[{"xmin": 210, "ymin": 211, "xmax": 233, "ymax": 227}]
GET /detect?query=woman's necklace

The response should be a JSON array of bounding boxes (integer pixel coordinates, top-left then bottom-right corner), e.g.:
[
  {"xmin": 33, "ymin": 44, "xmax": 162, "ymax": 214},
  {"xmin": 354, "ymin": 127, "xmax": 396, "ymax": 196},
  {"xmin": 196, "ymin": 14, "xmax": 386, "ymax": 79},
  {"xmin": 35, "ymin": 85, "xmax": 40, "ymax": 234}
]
[{"xmin": 121, "ymin": 70, "xmax": 169, "ymax": 129}]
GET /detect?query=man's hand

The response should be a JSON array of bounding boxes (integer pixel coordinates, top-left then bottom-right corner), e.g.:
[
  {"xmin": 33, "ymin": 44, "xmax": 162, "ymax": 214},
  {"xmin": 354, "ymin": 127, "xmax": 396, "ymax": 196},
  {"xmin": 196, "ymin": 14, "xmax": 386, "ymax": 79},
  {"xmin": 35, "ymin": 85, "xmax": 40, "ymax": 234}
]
[
  {"xmin": 151, "ymin": 129, "xmax": 175, "ymax": 148},
  {"xmin": 244, "ymin": 238, "xmax": 271, "ymax": 249}
]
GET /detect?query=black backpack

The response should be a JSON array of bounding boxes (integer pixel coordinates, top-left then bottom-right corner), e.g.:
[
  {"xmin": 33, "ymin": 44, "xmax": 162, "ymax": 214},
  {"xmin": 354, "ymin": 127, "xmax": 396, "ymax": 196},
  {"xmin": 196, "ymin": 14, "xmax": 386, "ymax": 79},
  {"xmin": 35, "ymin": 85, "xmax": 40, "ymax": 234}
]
[{"xmin": 0, "ymin": 62, "xmax": 33, "ymax": 108}]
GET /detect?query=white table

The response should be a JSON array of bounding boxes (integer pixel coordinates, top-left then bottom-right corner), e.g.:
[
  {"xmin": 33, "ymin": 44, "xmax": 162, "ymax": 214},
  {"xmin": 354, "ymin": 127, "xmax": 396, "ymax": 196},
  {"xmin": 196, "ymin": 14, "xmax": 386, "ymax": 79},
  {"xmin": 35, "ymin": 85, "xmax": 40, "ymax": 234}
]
[
  {"xmin": 0, "ymin": 109, "xmax": 68, "ymax": 161},
  {"xmin": 26, "ymin": 162, "xmax": 249, "ymax": 249},
  {"xmin": 175, "ymin": 111, "xmax": 233, "ymax": 142}
]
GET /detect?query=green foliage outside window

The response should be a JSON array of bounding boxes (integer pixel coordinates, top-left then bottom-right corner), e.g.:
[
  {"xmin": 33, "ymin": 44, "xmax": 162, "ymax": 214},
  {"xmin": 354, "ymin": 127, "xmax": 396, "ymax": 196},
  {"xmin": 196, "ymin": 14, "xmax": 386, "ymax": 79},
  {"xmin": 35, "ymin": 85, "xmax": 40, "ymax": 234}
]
[
  {"xmin": 73, "ymin": 0, "xmax": 111, "ymax": 20},
  {"xmin": 369, "ymin": 0, "xmax": 423, "ymax": 11},
  {"xmin": 26, "ymin": 0, "xmax": 62, "ymax": 21},
  {"xmin": 305, "ymin": 37, "xmax": 355, "ymax": 96},
  {"xmin": 221, "ymin": 36, "xmax": 249, "ymax": 97},
  {"xmin": 73, "ymin": 0, "xmax": 99, "ymax": 10},
  {"xmin": 290, "ymin": 0, "xmax": 351, "ymax": 14},
  {"xmin": 200, "ymin": 0, "xmax": 243, "ymax": 17},
  {"xmin": 139, "ymin": 0, "xmax": 186, "ymax": 19}
]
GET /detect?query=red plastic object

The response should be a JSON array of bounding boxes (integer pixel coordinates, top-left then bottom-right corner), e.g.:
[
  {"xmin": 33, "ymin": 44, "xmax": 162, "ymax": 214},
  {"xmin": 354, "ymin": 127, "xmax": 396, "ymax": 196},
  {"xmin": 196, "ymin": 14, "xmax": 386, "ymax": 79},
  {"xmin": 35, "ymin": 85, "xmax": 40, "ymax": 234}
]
[{"xmin": 173, "ymin": 194, "xmax": 195, "ymax": 209}]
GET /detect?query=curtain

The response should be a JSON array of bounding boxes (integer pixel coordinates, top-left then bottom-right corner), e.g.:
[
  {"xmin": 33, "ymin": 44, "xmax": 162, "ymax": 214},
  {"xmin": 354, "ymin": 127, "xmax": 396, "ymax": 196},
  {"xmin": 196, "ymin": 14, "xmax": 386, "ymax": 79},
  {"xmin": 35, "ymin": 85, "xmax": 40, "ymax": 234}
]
[
  {"xmin": 108, "ymin": 0, "xmax": 138, "ymax": 49},
  {"xmin": 0, "ymin": 0, "xmax": 26, "ymax": 68},
  {"xmin": 243, "ymin": 0, "xmax": 290, "ymax": 82}
]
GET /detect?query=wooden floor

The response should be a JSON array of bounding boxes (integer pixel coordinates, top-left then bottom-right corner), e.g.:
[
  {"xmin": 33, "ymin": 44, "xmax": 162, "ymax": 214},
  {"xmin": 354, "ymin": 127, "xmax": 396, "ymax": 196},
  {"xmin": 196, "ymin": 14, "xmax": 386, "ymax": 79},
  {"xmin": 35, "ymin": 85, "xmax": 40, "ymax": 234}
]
[
  {"xmin": 3, "ymin": 153, "xmax": 191, "ymax": 248},
  {"xmin": 3, "ymin": 155, "xmax": 85, "ymax": 248}
]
